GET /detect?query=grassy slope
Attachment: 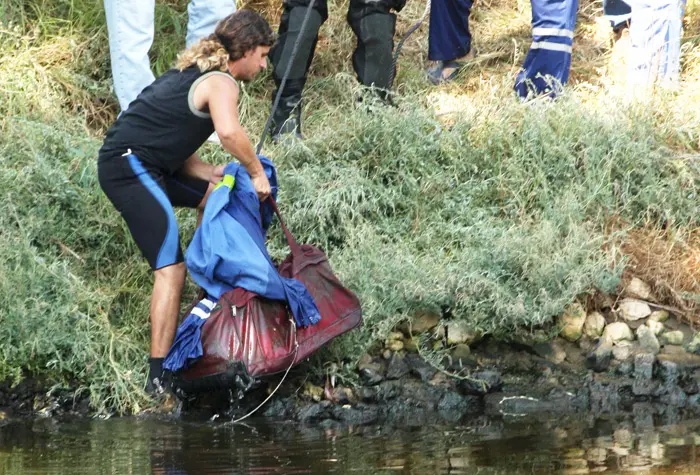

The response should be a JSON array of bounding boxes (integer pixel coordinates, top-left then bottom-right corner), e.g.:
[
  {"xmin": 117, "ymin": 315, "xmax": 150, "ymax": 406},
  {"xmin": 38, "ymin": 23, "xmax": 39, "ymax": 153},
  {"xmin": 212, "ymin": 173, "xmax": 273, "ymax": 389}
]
[{"xmin": 0, "ymin": 0, "xmax": 698, "ymax": 413}]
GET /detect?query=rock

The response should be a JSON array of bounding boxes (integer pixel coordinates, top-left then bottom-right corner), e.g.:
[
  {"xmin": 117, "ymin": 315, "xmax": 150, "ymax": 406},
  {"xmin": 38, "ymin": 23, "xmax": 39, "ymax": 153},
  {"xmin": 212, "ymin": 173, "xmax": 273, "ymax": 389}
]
[
  {"xmin": 387, "ymin": 331, "xmax": 404, "ymax": 342},
  {"xmin": 648, "ymin": 310, "xmax": 670, "ymax": 323},
  {"xmin": 657, "ymin": 352, "xmax": 700, "ymax": 370},
  {"xmin": 634, "ymin": 353, "xmax": 656, "ymax": 380},
  {"xmin": 302, "ymin": 383, "xmax": 324, "ymax": 402},
  {"xmin": 617, "ymin": 360, "xmax": 633, "ymax": 375},
  {"xmin": 636, "ymin": 326, "xmax": 660, "ymax": 355},
  {"xmin": 685, "ymin": 332, "xmax": 700, "ymax": 355},
  {"xmin": 459, "ymin": 371, "xmax": 502, "ymax": 395},
  {"xmin": 445, "ymin": 321, "xmax": 480, "ymax": 345},
  {"xmin": 658, "ymin": 360, "xmax": 679, "ymax": 385},
  {"xmin": 386, "ymin": 353, "xmax": 410, "ymax": 380},
  {"xmin": 586, "ymin": 340, "xmax": 613, "ymax": 372},
  {"xmin": 405, "ymin": 354, "xmax": 438, "ymax": 383},
  {"xmin": 618, "ymin": 299, "xmax": 651, "ymax": 321},
  {"xmin": 602, "ymin": 322, "xmax": 633, "ymax": 343},
  {"xmin": 386, "ymin": 340, "xmax": 404, "ymax": 352},
  {"xmin": 451, "ymin": 344, "xmax": 471, "ymax": 360},
  {"xmin": 404, "ymin": 338, "xmax": 418, "ymax": 353},
  {"xmin": 358, "ymin": 359, "xmax": 385, "ymax": 386},
  {"xmin": 660, "ymin": 331, "xmax": 684, "ymax": 346},
  {"xmin": 612, "ymin": 341, "xmax": 633, "ymax": 361},
  {"xmin": 584, "ymin": 312, "xmax": 606, "ymax": 338},
  {"xmin": 382, "ymin": 349, "xmax": 392, "ymax": 359},
  {"xmin": 624, "ymin": 278, "xmax": 652, "ymax": 300},
  {"xmin": 532, "ymin": 341, "xmax": 567, "ymax": 364},
  {"xmin": 660, "ymin": 344, "xmax": 686, "ymax": 355},
  {"xmin": 299, "ymin": 401, "xmax": 332, "ymax": 423},
  {"xmin": 559, "ymin": 303, "xmax": 587, "ymax": 342},
  {"xmin": 409, "ymin": 312, "xmax": 441, "ymax": 334},
  {"xmin": 647, "ymin": 320, "xmax": 664, "ymax": 336}
]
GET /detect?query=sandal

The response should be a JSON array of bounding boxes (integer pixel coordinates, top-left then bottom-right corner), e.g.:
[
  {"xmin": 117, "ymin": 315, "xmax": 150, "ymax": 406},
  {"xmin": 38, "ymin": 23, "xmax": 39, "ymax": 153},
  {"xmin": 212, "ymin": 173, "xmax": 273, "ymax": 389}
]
[{"xmin": 427, "ymin": 49, "xmax": 476, "ymax": 85}]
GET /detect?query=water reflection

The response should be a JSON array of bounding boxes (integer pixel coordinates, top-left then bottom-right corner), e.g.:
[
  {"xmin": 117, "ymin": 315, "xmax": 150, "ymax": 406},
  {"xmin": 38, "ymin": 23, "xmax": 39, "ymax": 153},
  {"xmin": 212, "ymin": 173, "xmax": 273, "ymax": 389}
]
[{"xmin": 0, "ymin": 415, "xmax": 699, "ymax": 474}]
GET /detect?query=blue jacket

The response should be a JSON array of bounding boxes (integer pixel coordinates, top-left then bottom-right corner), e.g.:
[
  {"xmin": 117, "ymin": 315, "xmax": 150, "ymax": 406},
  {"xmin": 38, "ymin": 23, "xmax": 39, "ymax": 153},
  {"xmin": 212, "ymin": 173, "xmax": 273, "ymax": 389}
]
[{"xmin": 185, "ymin": 157, "xmax": 321, "ymax": 328}]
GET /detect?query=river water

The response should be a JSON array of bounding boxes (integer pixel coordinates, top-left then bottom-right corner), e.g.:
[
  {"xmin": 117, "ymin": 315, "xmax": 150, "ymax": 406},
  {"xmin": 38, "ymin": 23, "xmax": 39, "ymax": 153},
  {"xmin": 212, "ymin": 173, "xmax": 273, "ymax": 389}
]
[{"xmin": 1, "ymin": 414, "xmax": 700, "ymax": 474}]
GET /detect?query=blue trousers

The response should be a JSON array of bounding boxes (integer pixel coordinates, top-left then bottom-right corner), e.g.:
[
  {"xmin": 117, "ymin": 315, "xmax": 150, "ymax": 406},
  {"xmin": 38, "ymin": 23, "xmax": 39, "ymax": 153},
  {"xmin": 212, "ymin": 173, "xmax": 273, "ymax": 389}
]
[
  {"xmin": 514, "ymin": 0, "xmax": 578, "ymax": 98},
  {"xmin": 428, "ymin": 0, "xmax": 473, "ymax": 61}
]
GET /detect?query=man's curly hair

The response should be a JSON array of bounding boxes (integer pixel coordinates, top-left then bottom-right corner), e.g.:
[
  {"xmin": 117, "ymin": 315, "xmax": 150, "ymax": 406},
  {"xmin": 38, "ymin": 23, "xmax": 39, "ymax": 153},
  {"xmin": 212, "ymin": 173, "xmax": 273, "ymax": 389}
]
[{"xmin": 176, "ymin": 10, "xmax": 275, "ymax": 72}]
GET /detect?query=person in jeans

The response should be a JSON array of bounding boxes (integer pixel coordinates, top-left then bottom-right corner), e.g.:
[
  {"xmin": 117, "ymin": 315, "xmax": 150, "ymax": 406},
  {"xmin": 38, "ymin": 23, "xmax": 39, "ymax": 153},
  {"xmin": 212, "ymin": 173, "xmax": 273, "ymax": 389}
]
[
  {"xmin": 104, "ymin": 0, "xmax": 236, "ymax": 112},
  {"xmin": 97, "ymin": 10, "xmax": 274, "ymax": 396}
]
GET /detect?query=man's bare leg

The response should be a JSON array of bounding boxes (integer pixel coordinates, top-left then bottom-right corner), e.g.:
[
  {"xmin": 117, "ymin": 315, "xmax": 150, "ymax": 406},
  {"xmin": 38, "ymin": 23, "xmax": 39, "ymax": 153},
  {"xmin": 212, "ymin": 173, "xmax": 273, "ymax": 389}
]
[{"xmin": 150, "ymin": 262, "xmax": 187, "ymax": 357}]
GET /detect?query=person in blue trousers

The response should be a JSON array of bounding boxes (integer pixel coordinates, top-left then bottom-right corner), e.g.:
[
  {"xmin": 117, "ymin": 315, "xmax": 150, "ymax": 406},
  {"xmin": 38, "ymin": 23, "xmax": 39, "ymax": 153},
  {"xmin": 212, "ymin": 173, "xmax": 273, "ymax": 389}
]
[
  {"xmin": 514, "ymin": 0, "xmax": 578, "ymax": 98},
  {"xmin": 104, "ymin": 0, "xmax": 236, "ymax": 112},
  {"xmin": 426, "ymin": 0, "xmax": 474, "ymax": 84},
  {"xmin": 603, "ymin": 0, "xmax": 632, "ymax": 38}
]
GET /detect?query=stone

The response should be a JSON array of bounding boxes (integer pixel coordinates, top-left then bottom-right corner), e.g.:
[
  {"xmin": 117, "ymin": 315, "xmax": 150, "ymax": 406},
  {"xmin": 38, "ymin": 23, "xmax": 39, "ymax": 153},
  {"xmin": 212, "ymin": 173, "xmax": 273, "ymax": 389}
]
[
  {"xmin": 386, "ymin": 340, "xmax": 404, "ymax": 352},
  {"xmin": 624, "ymin": 277, "xmax": 652, "ymax": 300},
  {"xmin": 584, "ymin": 312, "xmax": 606, "ymax": 338},
  {"xmin": 660, "ymin": 344, "xmax": 686, "ymax": 355},
  {"xmin": 459, "ymin": 371, "xmax": 502, "ymax": 395},
  {"xmin": 602, "ymin": 322, "xmax": 633, "ymax": 343},
  {"xmin": 618, "ymin": 299, "xmax": 652, "ymax": 321},
  {"xmin": 647, "ymin": 320, "xmax": 664, "ymax": 336},
  {"xmin": 405, "ymin": 354, "xmax": 438, "ymax": 382},
  {"xmin": 382, "ymin": 349, "xmax": 393, "ymax": 359},
  {"xmin": 660, "ymin": 331, "xmax": 684, "ymax": 346},
  {"xmin": 586, "ymin": 340, "xmax": 613, "ymax": 372},
  {"xmin": 302, "ymin": 383, "xmax": 324, "ymax": 402},
  {"xmin": 386, "ymin": 353, "xmax": 410, "ymax": 380},
  {"xmin": 612, "ymin": 341, "xmax": 633, "ymax": 361},
  {"xmin": 586, "ymin": 447, "xmax": 607, "ymax": 464},
  {"xmin": 532, "ymin": 341, "xmax": 567, "ymax": 364},
  {"xmin": 387, "ymin": 332, "xmax": 404, "ymax": 342},
  {"xmin": 658, "ymin": 360, "xmax": 679, "ymax": 385},
  {"xmin": 657, "ymin": 352, "xmax": 700, "ymax": 370},
  {"xmin": 403, "ymin": 337, "xmax": 418, "ymax": 353},
  {"xmin": 636, "ymin": 326, "xmax": 660, "ymax": 355},
  {"xmin": 648, "ymin": 310, "xmax": 670, "ymax": 323},
  {"xmin": 445, "ymin": 321, "xmax": 480, "ymax": 346},
  {"xmin": 451, "ymin": 344, "xmax": 471, "ymax": 360},
  {"xmin": 685, "ymin": 332, "xmax": 700, "ymax": 355},
  {"xmin": 409, "ymin": 312, "xmax": 441, "ymax": 334},
  {"xmin": 559, "ymin": 303, "xmax": 587, "ymax": 342},
  {"xmin": 634, "ymin": 353, "xmax": 656, "ymax": 380}
]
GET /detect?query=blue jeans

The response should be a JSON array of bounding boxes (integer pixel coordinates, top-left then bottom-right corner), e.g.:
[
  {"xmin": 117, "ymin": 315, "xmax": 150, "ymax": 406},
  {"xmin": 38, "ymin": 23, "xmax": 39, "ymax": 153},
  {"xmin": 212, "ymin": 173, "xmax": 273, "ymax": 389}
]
[{"xmin": 104, "ymin": 0, "xmax": 236, "ymax": 111}]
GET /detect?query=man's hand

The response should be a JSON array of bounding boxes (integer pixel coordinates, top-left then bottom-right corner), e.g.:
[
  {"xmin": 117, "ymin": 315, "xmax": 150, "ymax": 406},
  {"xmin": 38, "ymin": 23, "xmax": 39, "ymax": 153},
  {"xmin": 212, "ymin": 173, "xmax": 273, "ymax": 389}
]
[
  {"xmin": 210, "ymin": 164, "xmax": 225, "ymax": 185},
  {"xmin": 250, "ymin": 172, "xmax": 271, "ymax": 202}
]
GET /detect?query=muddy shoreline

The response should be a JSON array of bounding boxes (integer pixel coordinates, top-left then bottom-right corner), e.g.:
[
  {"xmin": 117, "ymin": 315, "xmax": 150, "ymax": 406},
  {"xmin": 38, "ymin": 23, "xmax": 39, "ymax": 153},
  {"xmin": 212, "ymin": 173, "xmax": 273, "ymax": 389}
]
[{"xmin": 3, "ymin": 331, "xmax": 700, "ymax": 427}]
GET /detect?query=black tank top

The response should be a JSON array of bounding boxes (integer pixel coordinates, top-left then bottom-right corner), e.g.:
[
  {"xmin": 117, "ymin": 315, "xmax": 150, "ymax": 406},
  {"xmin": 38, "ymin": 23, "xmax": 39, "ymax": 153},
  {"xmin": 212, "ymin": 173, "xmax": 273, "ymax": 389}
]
[{"xmin": 99, "ymin": 67, "xmax": 236, "ymax": 173}]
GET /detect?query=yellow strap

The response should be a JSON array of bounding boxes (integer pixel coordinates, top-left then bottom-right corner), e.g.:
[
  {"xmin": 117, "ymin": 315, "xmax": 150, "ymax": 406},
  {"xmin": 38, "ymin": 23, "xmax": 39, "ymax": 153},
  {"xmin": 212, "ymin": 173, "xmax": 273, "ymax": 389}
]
[{"xmin": 213, "ymin": 174, "xmax": 235, "ymax": 191}]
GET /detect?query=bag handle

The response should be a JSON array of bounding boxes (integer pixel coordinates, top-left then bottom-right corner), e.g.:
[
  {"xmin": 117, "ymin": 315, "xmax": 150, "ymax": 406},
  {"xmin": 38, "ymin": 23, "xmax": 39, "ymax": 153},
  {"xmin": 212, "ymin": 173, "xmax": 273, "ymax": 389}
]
[{"xmin": 265, "ymin": 196, "xmax": 302, "ymax": 257}]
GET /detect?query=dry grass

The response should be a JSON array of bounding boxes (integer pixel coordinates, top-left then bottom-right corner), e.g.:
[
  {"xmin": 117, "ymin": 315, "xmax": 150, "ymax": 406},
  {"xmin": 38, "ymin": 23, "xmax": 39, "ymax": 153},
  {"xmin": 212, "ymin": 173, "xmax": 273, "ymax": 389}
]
[{"xmin": 623, "ymin": 228, "xmax": 700, "ymax": 322}]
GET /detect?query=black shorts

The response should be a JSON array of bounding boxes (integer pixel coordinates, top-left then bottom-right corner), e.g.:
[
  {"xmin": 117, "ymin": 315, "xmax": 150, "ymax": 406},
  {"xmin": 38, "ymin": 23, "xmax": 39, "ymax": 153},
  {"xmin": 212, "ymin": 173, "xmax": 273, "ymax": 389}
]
[{"xmin": 98, "ymin": 153, "xmax": 210, "ymax": 270}]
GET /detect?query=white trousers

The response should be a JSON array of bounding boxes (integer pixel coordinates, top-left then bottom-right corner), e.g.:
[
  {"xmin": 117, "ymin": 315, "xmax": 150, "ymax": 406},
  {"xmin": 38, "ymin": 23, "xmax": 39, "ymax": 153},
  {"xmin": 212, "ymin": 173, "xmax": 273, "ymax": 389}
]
[{"xmin": 104, "ymin": 0, "xmax": 236, "ymax": 111}]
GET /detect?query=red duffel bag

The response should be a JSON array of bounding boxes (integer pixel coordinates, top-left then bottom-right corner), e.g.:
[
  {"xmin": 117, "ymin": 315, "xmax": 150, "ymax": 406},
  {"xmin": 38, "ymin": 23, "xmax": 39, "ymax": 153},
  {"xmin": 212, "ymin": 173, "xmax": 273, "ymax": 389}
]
[{"xmin": 176, "ymin": 198, "xmax": 362, "ymax": 393}]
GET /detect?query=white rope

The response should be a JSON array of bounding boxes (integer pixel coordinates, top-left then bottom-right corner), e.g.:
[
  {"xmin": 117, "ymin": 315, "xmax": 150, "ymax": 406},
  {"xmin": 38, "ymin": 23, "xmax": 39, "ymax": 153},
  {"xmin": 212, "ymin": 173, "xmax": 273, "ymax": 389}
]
[{"xmin": 230, "ymin": 319, "xmax": 299, "ymax": 424}]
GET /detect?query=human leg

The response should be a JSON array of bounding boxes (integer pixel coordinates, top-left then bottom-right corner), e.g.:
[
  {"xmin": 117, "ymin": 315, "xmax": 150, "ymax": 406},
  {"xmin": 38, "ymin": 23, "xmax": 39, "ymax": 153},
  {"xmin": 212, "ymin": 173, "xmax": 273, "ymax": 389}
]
[
  {"xmin": 186, "ymin": 0, "xmax": 237, "ymax": 47},
  {"xmin": 514, "ymin": 0, "xmax": 578, "ymax": 98},
  {"xmin": 347, "ymin": 0, "xmax": 402, "ymax": 98},
  {"xmin": 104, "ymin": 0, "xmax": 156, "ymax": 111},
  {"xmin": 269, "ymin": 0, "xmax": 327, "ymax": 140}
]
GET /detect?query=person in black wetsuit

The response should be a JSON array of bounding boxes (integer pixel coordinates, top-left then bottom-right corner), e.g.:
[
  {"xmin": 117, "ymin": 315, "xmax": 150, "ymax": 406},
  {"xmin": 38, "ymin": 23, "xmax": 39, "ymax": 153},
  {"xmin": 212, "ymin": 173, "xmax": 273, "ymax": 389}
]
[{"xmin": 97, "ymin": 10, "xmax": 274, "ymax": 396}]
